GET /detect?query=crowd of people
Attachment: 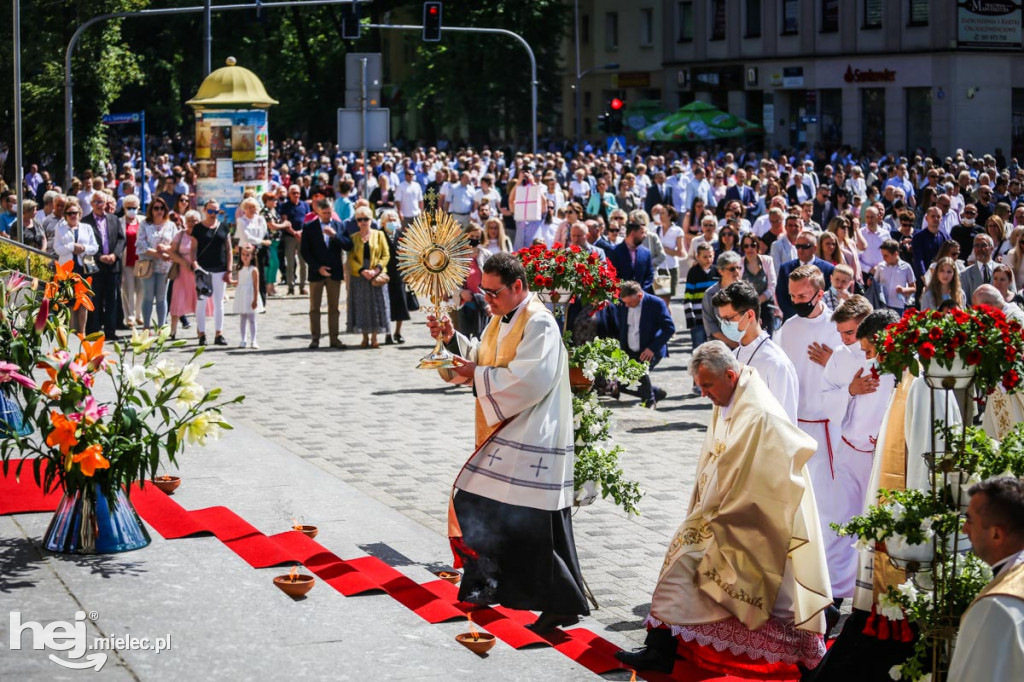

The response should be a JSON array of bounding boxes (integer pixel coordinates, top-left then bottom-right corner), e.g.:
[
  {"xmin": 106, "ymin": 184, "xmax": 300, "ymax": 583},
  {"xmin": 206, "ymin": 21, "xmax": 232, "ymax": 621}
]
[{"xmin": 3, "ymin": 137, "xmax": 1024, "ymax": 677}]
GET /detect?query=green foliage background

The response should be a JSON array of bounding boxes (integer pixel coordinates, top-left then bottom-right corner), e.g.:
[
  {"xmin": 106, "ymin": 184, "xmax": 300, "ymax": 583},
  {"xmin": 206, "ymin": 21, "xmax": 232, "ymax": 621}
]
[{"xmin": 0, "ymin": 0, "xmax": 567, "ymax": 177}]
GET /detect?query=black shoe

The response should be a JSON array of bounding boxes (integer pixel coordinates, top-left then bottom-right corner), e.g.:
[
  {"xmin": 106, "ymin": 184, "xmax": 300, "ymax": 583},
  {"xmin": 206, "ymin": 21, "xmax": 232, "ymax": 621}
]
[
  {"xmin": 214, "ymin": 335, "xmax": 227, "ymax": 346},
  {"xmin": 384, "ymin": 334, "xmax": 394, "ymax": 345},
  {"xmin": 641, "ymin": 399, "xmax": 657, "ymax": 409},
  {"xmin": 197, "ymin": 335, "xmax": 206, "ymax": 347},
  {"xmin": 394, "ymin": 333, "xmax": 405, "ymax": 344},
  {"xmin": 610, "ymin": 381, "xmax": 621, "ymax": 400},
  {"xmin": 654, "ymin": 387, "xmax": 667, "ymax": 402},
  {"xmin": 824, "ymin": 604, "xmax": 840, "ymax": 639},
  {"xmin": 614, "ymin": 647, "xmax": 675, "ymax": 673},
  {"xmin": 329, "ymin": 340, "xmax": 345, "ymax": 349},
  {"xmin": 525, "ymin": 613, "xmax": 579, "ymax": 634},
  {"xmin": 309, "ymin": 340, "xmax": 320, "ymax": 349}
]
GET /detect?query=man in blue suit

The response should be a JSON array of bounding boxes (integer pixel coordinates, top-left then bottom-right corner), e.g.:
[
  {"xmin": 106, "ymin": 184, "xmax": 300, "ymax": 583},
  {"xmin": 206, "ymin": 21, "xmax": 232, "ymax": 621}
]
[
  {"xmin": 609, "ymin": 221, "xmax": 654, "ymax": 293},
  {"xmin": 723, "ymin": 168, "xmax": 758, "ymax": 220},
  {"xmin": 776, "ymin": 230, "xmax": 835, "ymax": 320},
  {"xmin": 300, "ymin": 198, "xmax": 354, "ymax": 349},
  {"xmin": 613, "ymin": 280, "xmax": 676, "ymax": 407}
]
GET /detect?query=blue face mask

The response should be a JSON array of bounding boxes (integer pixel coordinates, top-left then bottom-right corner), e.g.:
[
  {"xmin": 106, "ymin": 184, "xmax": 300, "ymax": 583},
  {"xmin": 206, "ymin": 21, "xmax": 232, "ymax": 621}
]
[{"xmin": 720, "ymin": 312, "xmax": 748, "ymax": 343}]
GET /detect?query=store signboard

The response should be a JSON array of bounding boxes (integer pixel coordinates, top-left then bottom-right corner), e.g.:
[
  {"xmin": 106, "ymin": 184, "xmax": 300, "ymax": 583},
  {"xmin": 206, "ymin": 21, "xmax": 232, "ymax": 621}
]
[{"xmin": 957, "ymin": 0, "xmax": 1023, "ymax": 49}]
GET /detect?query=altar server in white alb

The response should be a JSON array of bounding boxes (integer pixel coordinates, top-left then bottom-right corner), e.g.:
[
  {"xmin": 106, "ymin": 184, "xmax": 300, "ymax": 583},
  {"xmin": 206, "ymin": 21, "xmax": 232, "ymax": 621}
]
[
  {"xmin": 818, "ymin": 300, "xmax": 896, "ymax": 601},
  {"xmin": 426, "ymin": 252, "xmax": 589, "ymax": 634},
  {"xmin": 711, "ymin": 281, "xmax": 799, "ymax": 423},
  {"xmin": 949, "ymin": 476, "xmax": 1024, "ymax": 680}
]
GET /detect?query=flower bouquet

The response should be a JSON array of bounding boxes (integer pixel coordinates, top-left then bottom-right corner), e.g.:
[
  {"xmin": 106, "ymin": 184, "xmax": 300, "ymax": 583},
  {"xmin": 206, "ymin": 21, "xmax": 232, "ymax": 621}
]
[
  {"xmin": 572, "ymin": 390, "xmax": 642, "ymax": 514},
  {"xmin": 516, "ymin": 243, "xmax": 620, "ymax": 310},
  {"xmin": 876, "ymin": 305, "xmax": 1024, "ymax": 393}
]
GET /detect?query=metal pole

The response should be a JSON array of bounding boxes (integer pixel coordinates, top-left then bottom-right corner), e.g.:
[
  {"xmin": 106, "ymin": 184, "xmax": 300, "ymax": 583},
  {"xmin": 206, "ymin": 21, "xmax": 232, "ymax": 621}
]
[
  {"xmin": 204, "ymin": 0, "xmax": 212, "ymax": 75},
  {"xmin": 140, "ymin": 111, "xmax": 147, "ymax": 212},
  {"xmin": 360, "ymin": 56, "xmax": 368, "ymax": 200},
  {"xmin": 573, "ymin": 0, "xmax": 581, "ymax": 148},
  {"xmin": 13, "ymin": 0, "xmax": 23, "ymax": 248}
]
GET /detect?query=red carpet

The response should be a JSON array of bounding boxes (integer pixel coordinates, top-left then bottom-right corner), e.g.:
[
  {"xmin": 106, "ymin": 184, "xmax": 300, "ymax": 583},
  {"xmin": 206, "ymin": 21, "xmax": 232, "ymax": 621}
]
[{"xmin": 0, "ymin": 462, "xmax": 791, "ymax": 681}]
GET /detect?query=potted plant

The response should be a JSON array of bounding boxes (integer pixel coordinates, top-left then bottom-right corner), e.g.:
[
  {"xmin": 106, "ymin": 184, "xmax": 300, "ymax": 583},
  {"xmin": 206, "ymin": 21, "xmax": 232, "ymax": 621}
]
[
  {"xmin": 0, "ymin": 263, "xmax": 244, "ymax": 554},
  {"xmin": 571, "ymin": 390, "xmax": 643, "ymax": 514},
  {"xmin": 566, "ymin": 335, "xmax": 649, "ymax": 395},
  {"xmin": 877, "ymin": 306, "xmax": 1024, "ymax": 392},
  {"xmin": 516, "ymin": 243, "xmax": 619, "ymax": 310}
]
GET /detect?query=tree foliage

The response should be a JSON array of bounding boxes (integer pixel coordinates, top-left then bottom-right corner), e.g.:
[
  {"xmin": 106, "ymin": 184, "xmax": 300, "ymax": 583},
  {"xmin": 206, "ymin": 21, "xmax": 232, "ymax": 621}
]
[{"xmin": 1, "ymin": 0, "xmax": 567, "ymax": 178}]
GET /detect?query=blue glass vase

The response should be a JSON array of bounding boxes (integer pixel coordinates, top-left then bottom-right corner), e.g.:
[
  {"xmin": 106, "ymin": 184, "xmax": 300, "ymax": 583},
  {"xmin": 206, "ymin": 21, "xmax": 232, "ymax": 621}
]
[
  {"xmin": 42, "ymin": 483, "xmax": 151, "ymax": 554},
  {"xmin": 0, "ymin": 388, "xmax": 32, "ymax": 438}
]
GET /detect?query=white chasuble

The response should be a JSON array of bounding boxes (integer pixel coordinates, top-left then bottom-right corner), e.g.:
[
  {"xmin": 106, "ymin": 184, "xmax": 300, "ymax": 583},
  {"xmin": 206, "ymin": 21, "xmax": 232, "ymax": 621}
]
[
  {"xmin": 444, "ymin": 293, "xmax": 575, "ymax": 511},
  {"xmin": 649, "ymin": 367, "xmax": 831, "ymax": 635}
]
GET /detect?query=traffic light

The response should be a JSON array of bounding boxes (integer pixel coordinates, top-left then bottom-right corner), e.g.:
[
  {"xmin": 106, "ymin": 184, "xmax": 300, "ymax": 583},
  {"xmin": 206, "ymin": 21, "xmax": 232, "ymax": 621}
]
[
  {"xmin": 608, "ymin": 98, "xmax": 624, "ymax": 135},
  {"xmin": 341, "ymin": 1, "xmax": 360, "ymax": 39},
  {"xmin": 423, "ymin": 2, "xmax": 442, "ymax": 42},
  {"xmin": 596, "ymin": 113, "xmax": 609, "ymax": 134}
]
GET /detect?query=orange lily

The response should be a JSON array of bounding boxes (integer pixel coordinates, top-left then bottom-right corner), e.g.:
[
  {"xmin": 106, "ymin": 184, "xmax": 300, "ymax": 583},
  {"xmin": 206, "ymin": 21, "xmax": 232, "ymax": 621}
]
[
  {"xmin": 45, "ymin": 411, "xmax": 79, "ymax": 455},
  {"xmin": 39, "ymin": 380, "xmax": 61, "ymax": 399},
  {"xmin": 52, "ymin": 260, "xmax": 74, "ymax": 282},
  {"xmin": 73, "ymin": 444, "xmax": 110, "ymax": 477},
  {"xmin": 72, "ymin": 279, "xmax": 94, "ymax": 311},
  {"xmin": 43, "ymin": 280, "xmax": 59, "ymax": 301}
]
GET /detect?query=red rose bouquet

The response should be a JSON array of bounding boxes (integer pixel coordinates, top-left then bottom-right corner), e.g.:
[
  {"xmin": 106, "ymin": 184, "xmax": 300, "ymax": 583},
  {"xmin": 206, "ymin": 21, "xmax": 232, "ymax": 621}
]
[
  {"xmin": 876, "ymin": 305, "xmax": 1024, "ymax": 392},
  {"xmin": 516, "ymin": 243, "xmax": 620, "ymax": 310}
]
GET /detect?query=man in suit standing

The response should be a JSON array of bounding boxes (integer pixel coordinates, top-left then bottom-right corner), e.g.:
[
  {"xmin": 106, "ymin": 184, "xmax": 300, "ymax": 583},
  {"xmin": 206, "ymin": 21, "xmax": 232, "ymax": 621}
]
[
  {"xmin": 609, "ymin": 221, "xmax": 654, "ymax": 293},
  {"xmin": 82, "ymin": 192, "xmax": 125, "ymax": 338},
  {"xmin": 644, "ymin": 171, "xmax": 674, "ymax": 215},
  {"xmin": 614, "ymin": 280, "xmax": 676, "ymax": 408},
  {"xmin": 776, "ymin": 231, "xmax": 835, "ymax": 320},
  {"xmin": 724, "ymin": 169, "xmax": 758, "ymax": 220},
  {"xmin": 300, "ymin": 198, "xmax": 353, "ymax": 349},
  {"xmin": 961, "ymin": 234, "xmax": 997, "ymax": 303}
]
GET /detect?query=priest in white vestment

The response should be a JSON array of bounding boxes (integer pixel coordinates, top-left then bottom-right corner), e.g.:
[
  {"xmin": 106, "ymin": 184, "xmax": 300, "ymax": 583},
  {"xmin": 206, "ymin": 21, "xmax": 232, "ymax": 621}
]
[
  {"xmin": 973, "ymin": 285, "xmax": 1024, "ymax": 439},
  {"xmin": 819, "ymin": 302, "xmax": 897, "ymax": 599},
  {"xmin": 427, "ymin": 252, "xmax": 589, "ymax": 633},
  {"xmin": 949, "ymin": 476, "xmax": 1024, "ymax": 680},
  {"xmin": 616, "ymin": 342, "xmax": 831, "ymax": 677},
  {"xmin": 711, "ymin": 281, "xmax": 799, "ymax": 423}
]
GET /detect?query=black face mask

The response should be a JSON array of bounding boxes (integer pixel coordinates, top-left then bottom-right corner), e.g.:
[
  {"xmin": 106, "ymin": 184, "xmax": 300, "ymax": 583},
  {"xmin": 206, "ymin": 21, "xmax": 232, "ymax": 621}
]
[
  {"xmin": 793, "ymin": 293, "xmax": 820, "ymax": 318},
  {"xmin": 468, "ymin": 238, "xmax": 480, "ymax": 247}
]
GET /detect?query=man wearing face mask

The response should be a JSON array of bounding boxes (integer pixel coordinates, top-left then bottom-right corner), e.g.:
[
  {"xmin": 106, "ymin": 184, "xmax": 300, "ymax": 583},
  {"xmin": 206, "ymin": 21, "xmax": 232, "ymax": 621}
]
[
  {"xmin": 817, "ymin": 297, "xmax": 896, "ymax": 622},
  {"xmin": 775, "ymin": 265, "xmax": 843, "ymax": 579},
  {"xmin": 712, "ymin": 281, "xmax": 798, "ymax": 423}
]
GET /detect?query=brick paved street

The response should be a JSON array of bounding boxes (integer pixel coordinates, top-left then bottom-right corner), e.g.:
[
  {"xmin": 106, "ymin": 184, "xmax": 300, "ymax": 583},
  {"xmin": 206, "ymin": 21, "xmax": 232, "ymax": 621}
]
[{"xmin": 187, "ymin": 289, "xmax": 711, "ymax": 647}]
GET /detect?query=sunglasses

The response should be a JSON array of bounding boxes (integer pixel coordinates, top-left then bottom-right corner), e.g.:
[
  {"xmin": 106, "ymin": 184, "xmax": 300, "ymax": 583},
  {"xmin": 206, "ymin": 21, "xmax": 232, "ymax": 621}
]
[
  {"xmin": 565, "ymin": 209, "xmax": 577, "ymax": 215},
  {"xmin": 205, "ymin": 208, "xmax": 218, "ymax": 215},
  {"xmin": 356, "ymin": 217, "xmax": 371, "ymax": 222},
  {"xmin": 65, "ymin": 211, "xmax": 80, "ymax": 216},
  {"xmin": 480, "ymin": 283, "xmax": 509, "ymax": 297},
  {"xmin": 608, "ymin": 228, "xmax": 620, "ymax": 233},
  {"xmin": 743, "ymin": 243, "xmax": 758, "ymax": 249},
  {"xmin": 795, "ymin": 244, "xmax": 814, "ymax": 250}
]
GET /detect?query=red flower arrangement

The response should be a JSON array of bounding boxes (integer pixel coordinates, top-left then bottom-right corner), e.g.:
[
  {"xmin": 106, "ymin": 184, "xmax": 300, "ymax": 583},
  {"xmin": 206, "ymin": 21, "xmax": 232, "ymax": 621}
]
[
  {"xmin": 876, "ymin": 305, "xmax": 1024, "ymax": 392},
  {"xmin": 516, "ymin": 243, "xmax": 620, "ymax": 310}
]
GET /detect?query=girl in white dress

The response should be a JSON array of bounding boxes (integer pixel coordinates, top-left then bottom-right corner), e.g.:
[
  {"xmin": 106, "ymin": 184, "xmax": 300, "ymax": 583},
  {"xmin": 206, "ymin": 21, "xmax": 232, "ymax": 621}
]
[{"xmin": 233, "ymin": 245, "xmax": 264, "ymax": 348}]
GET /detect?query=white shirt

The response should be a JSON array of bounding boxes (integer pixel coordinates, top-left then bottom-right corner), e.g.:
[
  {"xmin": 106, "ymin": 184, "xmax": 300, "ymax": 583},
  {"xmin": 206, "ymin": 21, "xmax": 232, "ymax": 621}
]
[
  {"xmin": 770, "ymin": 236, "xmax": 798, "ymax": 275},
  {"xmin": 858, "ymin": 225, "xmax": 886, "ymax": 272},
  {"xmin": 446, "ymin": 183, "xmax": 475, "ymax": 214},
  {"xmin": 734, "ymin": 331, "xmax": 800, "ymax": 424},
  {"xmin": 396, "ymin": 180, "xmax": 424, "ymax": 218},
  {"xmin": 626, "ymin": 303, "xmax": 642, "ymax": 352},
  {"xmin": 569, "ymin": 179, "xmax": 590, "ymax": 200},
  {"xmin": 54, "ymin": 219, "xmax": 99, "ymax": 266},
  {"xmin": 657, "ymin": 225, "xmax": 685, "ymax": 269},
  {"xmin": 236, "ymin": 214, "xmax": 267, "ymax": 248}
]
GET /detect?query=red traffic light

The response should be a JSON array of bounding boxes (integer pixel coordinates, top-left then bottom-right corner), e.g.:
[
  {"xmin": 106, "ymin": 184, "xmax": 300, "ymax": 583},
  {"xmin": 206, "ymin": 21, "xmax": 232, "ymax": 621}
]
[
  {"xmin": 610, "ymin": 98, "xmax": 624, "ymax": 110},
  {"xmin": 429, "ymin": 5, "xmax": 438, "ymax": 14}
]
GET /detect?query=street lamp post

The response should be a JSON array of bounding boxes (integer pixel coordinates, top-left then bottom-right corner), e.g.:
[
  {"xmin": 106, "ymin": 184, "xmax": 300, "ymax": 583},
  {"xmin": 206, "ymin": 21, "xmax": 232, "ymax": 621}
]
[{"xmin": 575, "ymin": 62, "xmax": 619, "ymax": 148}]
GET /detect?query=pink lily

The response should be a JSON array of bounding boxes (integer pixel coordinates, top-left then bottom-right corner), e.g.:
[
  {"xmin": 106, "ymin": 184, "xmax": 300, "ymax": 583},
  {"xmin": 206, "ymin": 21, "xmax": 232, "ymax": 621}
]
[
  {"xmin": 34, "ymin": 298, "xmax": 49, "ymax": 333},
  {"xmin": 77, "ymin": 396, "xmax": 110, "ymax": 426},
  {"xmin": 0, "ymin": 361, "xmax": 37, "ymax": 390},
  {"xmin": 4, "ymin": 272, "xmax": 27, "ymax": 292}
]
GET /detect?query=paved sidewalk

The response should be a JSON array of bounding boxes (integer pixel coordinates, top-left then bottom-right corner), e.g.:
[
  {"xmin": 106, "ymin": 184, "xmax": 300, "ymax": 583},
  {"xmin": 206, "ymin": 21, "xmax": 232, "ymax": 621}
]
[{"xmin": 1, "ymin": 289, "xmax": 712, "ymax": 680}]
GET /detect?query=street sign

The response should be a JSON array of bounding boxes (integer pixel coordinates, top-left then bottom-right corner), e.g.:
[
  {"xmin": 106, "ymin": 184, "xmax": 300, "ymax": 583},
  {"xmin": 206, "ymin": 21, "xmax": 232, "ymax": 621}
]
[
  {"xmin": 101, "ymin": 113, "xmax": 141, "ymax": 125},
  {"xmin": 607, "ymin": 136, "xmax": 626, "ymax": 156},
  {"xmin": 345, "ymin": 53, "xmax": 382, "ymax": 109},
  {"xmin": 337, "ymin": 108, "xmax": 391, "ymax": 152}
]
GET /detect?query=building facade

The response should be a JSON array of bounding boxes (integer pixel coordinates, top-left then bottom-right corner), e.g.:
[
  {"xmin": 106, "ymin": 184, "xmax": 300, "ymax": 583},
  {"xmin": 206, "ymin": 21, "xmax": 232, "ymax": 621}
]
[{"xmin": 565, "ymin": 0, "xmax": 1024, "ymax": 157}]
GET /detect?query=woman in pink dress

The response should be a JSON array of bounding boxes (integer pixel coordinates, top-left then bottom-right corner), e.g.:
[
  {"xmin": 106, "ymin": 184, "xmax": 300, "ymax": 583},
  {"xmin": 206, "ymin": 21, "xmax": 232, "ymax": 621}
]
[{"xmin": 168, "ymin": 210, "xmax": 211, "ymax": 339}]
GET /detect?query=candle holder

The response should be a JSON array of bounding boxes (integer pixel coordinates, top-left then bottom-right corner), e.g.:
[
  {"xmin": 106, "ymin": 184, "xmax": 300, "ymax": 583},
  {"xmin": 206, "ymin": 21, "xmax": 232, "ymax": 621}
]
[
  {"xmin": 455, "ymin": 632, "xmax": 496, "ymax": 655},
  {"xmin": 152, "ymin": 476, "xmax": 181, "ymax": 494},
  {"xmin": 437, "ymin": 570, "xmax": 461, "ymax": 585},
  {"xmin": 293, "ymin": 524, "xmax": 318, "ymax": 539},
  {"xmin": 273, "ymin": 573, "xmax": 315, "ymax": 598}
]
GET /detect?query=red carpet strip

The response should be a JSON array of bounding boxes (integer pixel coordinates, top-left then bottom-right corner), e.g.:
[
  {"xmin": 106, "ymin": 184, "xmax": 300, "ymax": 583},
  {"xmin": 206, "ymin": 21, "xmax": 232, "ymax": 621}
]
[{"xmin": 0, "ymin": 463, "xmax": 787, "ymax": 681}]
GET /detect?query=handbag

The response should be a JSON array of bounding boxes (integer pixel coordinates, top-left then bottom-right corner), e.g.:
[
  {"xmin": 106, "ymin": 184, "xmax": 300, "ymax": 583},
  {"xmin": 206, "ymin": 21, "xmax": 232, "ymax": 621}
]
[
  {"xmin": 371, "ymin": 271, "xmax": 390, "ymax": 287},
  {"xmin": 195, "ymin": 268, "xmax": 214, "ymax": 298},
  {"xmin": 167, "ymin": 263, "xmax": 180, "ymax": 281},
  {"xmin": 81, "ymin": 255, "xmax": 99, "ymax": 275},
  {"xmin": 133, "ymin": 259, "xmax": 154, "ymax": 280},
  {"xmin": 405, "ymin": 287, "xmax": 420, "ymax": 311},
  {"xmin": 653, "ymin": 269, "xmax": 672, "ymax": 297}
]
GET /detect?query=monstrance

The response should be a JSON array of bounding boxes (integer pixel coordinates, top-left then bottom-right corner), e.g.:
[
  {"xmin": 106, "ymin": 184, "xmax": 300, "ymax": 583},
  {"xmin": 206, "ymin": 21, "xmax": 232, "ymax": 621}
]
[{"xmin": 397, "ymin": 194, "xmax": 472, "ymax": 369}]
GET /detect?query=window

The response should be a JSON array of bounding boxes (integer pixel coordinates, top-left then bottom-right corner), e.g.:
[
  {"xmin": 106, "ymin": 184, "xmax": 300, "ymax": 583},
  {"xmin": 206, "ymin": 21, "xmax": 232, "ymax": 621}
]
[
  {"xmin": 861, "ymin": 89, "xmax": 886, "ymax": 153},
  {"xmin": 677, "ymin": 1, "xmax": 694, "ymax": 42},
  {"xmin": 605, "ymin": 12, "xmax": 619, "ymax": 49},
  {"xmin": 821, "ymin": 0, "xmax": 839, "ymax": 32},
  {"xmin": 906, "ymin": 88, "xmax": 933, "ymax": 154},
  {"xmin": 711, "ymin": 0, "xmax": 727, "ymax": 40},
  {"xmin": 746, "ymin": 0, "xmax": 762, "ymax": 37},
  {"xmin": 908, "ymin": 0, "xmax": 928, "ymax": 26},
  {"xmin": 781, "ymin": 0, "xmax": 799, "ymax": 34},
  {"xmin": 640, "ymin": 8, "xmax": 654, "ymax": 46},
  {"xmin": 863, "ymin": 0, "xmax": 882, "ymax": 29},
  {"xmin": 581, "ymin": 14, "xmax": 590, "ymax": 44}
]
